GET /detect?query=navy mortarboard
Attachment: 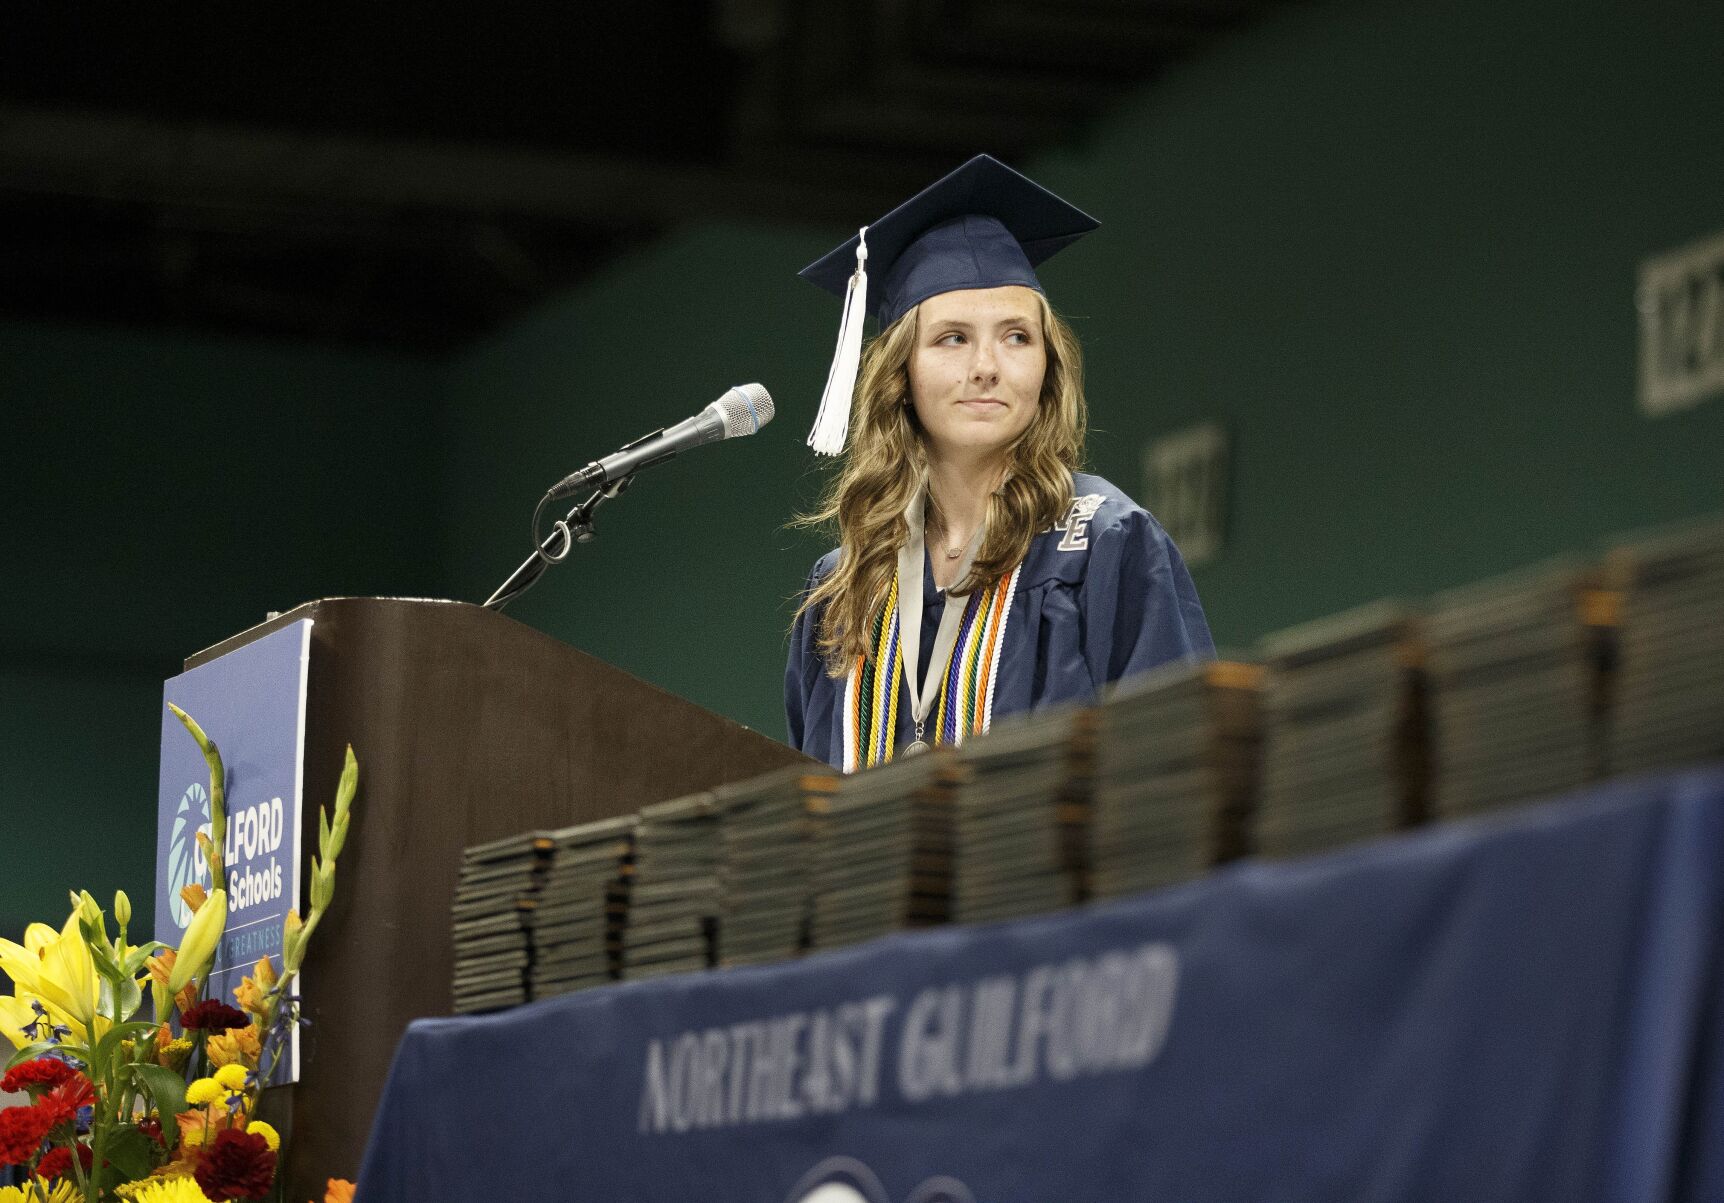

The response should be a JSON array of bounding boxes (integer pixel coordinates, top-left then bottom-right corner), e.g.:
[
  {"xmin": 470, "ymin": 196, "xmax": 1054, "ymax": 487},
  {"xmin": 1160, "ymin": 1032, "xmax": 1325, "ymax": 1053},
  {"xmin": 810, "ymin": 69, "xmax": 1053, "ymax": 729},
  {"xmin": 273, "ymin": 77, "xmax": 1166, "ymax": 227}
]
[{"xmin": 799, "ymin": 154, "xmax": 1100, "ymax": 456}]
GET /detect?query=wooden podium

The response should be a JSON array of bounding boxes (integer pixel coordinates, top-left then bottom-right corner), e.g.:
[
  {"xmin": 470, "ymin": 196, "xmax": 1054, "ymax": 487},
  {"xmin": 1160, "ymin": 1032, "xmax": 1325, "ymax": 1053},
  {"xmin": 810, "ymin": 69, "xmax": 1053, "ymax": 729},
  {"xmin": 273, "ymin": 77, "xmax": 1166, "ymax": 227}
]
[{"xmin": 185, "ymin": 597, "xmax": 810, "ymax": 1199}]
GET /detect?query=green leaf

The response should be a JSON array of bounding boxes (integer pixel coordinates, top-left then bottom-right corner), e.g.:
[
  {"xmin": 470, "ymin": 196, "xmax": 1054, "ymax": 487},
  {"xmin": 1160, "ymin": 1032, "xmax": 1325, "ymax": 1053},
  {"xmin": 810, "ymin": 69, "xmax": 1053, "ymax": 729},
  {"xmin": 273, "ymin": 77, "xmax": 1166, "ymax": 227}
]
[
  {"xmin": 103, "ymin": 1125, "xmax": 158, "ymax": 1181},
  {"xmin": 120, "ymin": 941, "xmax": 169, "ymax": 978},
  {"xmin": 118, "ymin": 975, "xmax": 144, "ymax": 1022},
  {"xmin": 130, "ymin": 1061, "xmax": 189, "ymax": 1122},
  {"xmin": 92, "ymin": 1020, "xmax": 161, "ymax": 1074},
  {"xmin": 5, "ymin": 1041, "xmax": 62, "ymax": 1069}
]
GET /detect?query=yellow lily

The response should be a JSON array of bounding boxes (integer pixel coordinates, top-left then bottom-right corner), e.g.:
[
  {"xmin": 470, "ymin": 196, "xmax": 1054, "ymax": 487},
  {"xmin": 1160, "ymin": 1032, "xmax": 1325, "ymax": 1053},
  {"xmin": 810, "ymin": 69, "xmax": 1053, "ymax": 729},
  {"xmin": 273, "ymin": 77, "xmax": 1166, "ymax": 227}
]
[
  {"xmin": 0, "ymin": 912, "xmax": 101, "ymax": 1041},
  {"xmin": 0, "ymin": 992, "xmax": 36, "ymax": 1049},
  {"xmin": 38, "ymin": 909, "xmax": 99, "ymax": 1030}
]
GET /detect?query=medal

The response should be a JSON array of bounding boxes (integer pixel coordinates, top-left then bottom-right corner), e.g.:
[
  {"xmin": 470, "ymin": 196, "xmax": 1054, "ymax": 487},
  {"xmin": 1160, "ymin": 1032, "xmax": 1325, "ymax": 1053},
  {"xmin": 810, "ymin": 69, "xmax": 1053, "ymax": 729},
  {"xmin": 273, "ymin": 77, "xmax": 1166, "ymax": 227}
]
[{"xmin": 897, "ymin": 484, "xmax": 980, "ymax": 767}]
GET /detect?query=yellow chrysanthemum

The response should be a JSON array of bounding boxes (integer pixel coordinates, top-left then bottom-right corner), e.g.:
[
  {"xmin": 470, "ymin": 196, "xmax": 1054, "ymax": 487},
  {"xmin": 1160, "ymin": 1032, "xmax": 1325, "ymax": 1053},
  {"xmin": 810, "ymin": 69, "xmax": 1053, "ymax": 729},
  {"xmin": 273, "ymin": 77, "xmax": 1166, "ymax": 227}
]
[
  {"xmin": 245, "ymin": 1120, "xmax": 281, "ymax": 1151},
  {"xmin": 156, "ymin": 1036, "xmax": 195, "ymax": 1071},
  {"xmin": 117, "ymin": 1178, "xmax": 207, "ymax": 1203},
  {"xmin": 0, "ymin": 1180, "xmax": 82, "ymax": 1203},
  {"xmin": 213, "ymin": 1062, "xmax": 249, "ymax": 1092},
  {"xmin": 185, "ymin": 1077, "xmax": 223, "ymax": 1106}
]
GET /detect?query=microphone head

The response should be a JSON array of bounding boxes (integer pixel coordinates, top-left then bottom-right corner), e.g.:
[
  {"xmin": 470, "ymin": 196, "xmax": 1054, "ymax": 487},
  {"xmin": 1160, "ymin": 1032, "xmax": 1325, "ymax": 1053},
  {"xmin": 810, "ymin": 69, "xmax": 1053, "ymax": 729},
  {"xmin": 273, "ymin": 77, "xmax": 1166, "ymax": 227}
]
[{"xmin": 716, "ymin": 383, "xmax": 775, "ymax": 439}]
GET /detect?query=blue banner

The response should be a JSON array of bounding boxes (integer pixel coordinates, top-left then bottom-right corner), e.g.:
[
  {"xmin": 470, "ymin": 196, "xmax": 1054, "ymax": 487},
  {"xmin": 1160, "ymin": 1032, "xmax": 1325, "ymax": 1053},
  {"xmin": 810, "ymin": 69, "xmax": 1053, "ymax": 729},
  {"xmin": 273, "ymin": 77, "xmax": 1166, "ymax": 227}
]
[
  {"xmin": 358, "ymin": 767, "xmax": 1724, "ymax": 1203},
  {"xmin": 156, "ymin": 619, "xmax": 311, "ymax": 1081}
]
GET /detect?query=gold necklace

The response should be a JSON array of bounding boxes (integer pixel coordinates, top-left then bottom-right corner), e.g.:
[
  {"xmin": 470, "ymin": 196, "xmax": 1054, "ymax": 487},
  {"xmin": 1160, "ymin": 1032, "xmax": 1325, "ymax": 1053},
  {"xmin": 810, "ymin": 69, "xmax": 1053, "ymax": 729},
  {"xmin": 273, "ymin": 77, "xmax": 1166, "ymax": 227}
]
[{"xmin": 926, "ymin": 490, "xmax": 966, "ymax": 559}]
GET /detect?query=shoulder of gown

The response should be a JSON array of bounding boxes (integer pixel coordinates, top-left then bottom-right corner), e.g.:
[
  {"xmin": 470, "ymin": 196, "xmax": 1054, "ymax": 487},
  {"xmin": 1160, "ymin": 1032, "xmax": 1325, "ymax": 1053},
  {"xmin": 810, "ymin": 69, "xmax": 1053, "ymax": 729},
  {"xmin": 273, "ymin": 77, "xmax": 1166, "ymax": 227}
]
[{"xmin": 1019, "ymin": 471, "xmax": 1216, "ymax": 687}]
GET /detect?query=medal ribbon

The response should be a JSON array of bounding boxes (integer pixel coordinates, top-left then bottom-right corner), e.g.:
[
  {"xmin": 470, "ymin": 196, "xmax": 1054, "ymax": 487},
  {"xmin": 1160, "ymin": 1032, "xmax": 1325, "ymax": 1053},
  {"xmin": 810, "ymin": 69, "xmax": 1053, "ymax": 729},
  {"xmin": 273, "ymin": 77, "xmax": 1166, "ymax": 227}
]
[{"xmin": 842, "ymin": 483, "xmax": 1020, "ymax": 772}]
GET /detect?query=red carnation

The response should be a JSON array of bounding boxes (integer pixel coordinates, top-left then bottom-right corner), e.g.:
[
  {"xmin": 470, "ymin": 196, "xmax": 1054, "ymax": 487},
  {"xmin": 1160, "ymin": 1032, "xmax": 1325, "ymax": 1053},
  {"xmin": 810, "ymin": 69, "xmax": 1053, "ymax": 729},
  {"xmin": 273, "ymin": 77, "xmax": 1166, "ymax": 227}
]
[
  {"xmin": 0, "ymin": 1059, "xmax": 77, "ymax": 1095},
  {"xmin": 139, "ymin": 1116, "xmax": 165, "ymax": 1146},
  {"xmin": 36, "ymin": 1075, "xmax": 96, "ymax": 1128},
  {"xmin": 0, "ymin": 1104, "xmax": 55, "ymax": 1167},
  {"xmin": 181, "ymin": 1001, "xmax": 251, "ymax": 1032},
  {"xmin": 194, "ymin": 1128, "xmax": 277, "ymax": 1201},
  {"xmin": 35, "ymin": 1143, "xmax": 92, "ymax": 1180}
]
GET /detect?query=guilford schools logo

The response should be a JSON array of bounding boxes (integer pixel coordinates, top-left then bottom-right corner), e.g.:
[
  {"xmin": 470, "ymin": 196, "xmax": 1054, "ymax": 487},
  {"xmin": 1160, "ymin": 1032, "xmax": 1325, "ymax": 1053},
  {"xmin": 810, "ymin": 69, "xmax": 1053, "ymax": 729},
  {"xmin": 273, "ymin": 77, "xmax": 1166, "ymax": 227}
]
[{"xmin": 168, "ymin": 781, "xmax": 212, "ymax": 930}]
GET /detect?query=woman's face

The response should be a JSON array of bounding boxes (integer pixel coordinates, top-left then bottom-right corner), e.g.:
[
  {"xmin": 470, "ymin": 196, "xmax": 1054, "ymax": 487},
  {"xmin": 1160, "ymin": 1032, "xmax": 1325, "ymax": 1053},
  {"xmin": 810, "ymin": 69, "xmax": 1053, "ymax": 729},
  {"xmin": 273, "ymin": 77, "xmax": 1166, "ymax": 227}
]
[{"xmin": 908, "ymin": 285, "xmax": 1046, "ymax": 467}]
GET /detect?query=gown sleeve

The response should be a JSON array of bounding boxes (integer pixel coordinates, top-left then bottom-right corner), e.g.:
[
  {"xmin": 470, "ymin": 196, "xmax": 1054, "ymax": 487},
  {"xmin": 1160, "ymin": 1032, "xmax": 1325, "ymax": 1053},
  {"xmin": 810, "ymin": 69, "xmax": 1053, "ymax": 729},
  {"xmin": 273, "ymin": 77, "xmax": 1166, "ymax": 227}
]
[
  {"xmin": 1080, "ymin": 507, "xmax": 1216, "ymax": 688},
  {"xmin": 784, "ymin": 557, "xmax": 837, "ymax": 762}
]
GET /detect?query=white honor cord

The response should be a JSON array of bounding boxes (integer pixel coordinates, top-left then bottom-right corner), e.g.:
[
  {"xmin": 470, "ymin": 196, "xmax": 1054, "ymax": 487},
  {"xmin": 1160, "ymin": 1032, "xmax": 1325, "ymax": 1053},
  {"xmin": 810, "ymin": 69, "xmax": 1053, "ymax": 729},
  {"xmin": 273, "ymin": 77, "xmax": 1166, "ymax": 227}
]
[{"xmin": 895, "ymin": 483, "xmax": 986, "ymax": 752}]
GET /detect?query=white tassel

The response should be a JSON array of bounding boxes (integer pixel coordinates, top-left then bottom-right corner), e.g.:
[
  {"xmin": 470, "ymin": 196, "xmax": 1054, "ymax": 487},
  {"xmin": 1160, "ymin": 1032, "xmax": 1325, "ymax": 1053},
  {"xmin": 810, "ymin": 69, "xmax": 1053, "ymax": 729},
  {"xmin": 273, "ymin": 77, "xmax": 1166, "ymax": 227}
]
[{"xmin": 807, "ymin": 227, "xmax": 869, "ymax": 456}]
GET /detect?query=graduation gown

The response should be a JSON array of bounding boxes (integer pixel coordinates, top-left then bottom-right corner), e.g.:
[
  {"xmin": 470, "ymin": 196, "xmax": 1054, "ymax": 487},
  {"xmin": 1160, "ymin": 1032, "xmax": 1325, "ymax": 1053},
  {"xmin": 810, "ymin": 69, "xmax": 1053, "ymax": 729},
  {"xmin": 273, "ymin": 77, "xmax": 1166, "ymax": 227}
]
[{"xmin": 785, "ymin": 472, "xmax": 1214, "ymax": 770}]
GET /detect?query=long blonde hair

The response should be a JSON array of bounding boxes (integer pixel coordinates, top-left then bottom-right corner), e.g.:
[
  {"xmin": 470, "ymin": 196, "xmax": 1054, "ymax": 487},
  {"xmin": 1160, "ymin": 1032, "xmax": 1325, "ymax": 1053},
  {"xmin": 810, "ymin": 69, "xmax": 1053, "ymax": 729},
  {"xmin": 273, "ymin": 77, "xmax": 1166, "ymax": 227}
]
[{"xmin": 794, "ymin": 292, "xmax": 1087, "ymax": 673}]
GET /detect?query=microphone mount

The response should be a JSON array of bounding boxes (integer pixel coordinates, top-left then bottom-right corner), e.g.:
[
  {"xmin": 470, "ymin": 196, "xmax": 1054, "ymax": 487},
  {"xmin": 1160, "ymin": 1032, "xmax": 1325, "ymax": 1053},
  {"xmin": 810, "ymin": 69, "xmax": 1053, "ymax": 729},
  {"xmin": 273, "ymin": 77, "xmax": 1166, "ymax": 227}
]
[{"xmin": 481, "ymin": 472, "xmax": 637, "ymax": 612}]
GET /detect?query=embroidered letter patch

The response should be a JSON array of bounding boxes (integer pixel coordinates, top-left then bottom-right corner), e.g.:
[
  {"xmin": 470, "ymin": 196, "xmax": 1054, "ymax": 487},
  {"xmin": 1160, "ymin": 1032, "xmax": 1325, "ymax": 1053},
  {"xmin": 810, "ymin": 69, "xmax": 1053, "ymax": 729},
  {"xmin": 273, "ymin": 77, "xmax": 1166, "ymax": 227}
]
[{"xmin": 1055, "ymin": 494, "xmax": 1106, "ymax": 551}]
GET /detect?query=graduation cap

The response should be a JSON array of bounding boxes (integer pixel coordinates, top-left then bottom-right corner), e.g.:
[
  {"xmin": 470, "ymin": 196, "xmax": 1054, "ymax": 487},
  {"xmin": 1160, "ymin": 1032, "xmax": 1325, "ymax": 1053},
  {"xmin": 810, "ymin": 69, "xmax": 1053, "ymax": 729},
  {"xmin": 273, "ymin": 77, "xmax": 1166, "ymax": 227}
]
[{"xmin": 799, "ymin": 154, "xmax": 1100, "ymax": 455}]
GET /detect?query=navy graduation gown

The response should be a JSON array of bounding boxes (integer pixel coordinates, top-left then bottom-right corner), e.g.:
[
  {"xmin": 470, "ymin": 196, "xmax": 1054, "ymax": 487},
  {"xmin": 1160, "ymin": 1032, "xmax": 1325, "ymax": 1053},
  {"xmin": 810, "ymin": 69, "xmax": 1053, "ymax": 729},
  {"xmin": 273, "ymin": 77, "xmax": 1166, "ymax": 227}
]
[{"xmin": 785, "ymin": 472, "xmax": 1215, "ymax": 769}]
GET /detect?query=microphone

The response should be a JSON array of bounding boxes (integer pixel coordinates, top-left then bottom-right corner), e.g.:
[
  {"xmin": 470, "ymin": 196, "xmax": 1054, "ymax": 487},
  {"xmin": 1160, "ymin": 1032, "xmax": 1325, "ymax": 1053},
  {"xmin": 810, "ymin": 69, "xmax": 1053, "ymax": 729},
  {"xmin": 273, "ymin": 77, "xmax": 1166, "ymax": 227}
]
[{"xmin": 547, "ymin": 384, "xmax": 775, "ymax": 500}]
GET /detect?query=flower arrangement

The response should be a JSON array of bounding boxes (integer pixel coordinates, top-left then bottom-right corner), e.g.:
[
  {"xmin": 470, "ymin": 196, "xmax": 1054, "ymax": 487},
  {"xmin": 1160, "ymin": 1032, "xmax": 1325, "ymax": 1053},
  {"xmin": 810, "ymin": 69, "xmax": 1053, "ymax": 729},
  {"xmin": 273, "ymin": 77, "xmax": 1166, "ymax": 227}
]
[{"xmin": 0, "ymin": 706, "xmax": 359, "ymax": 1203}]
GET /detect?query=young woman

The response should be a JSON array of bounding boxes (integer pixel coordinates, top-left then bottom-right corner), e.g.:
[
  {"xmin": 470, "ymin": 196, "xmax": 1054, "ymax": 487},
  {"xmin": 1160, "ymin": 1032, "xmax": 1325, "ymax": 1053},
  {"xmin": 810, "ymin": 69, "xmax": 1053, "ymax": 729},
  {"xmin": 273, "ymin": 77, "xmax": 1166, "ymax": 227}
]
[{"xmin": 787, "ymin": 156, "xmax": 1213, "ymax": 771}]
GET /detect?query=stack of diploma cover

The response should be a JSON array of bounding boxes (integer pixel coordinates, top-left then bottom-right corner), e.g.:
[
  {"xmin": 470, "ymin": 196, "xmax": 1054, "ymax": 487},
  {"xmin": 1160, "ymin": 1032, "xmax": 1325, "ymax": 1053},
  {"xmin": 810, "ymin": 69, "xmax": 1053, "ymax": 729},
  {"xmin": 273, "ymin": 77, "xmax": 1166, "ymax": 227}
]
[
  {"xmin": 450, "ymin": 830, "xmax": 552, "ymax": 1013},
  {"xmin": 528, "ymin": 815, "xmax": 635, "ymax": 999},
  {"xmin": 1089, "ymin": 659, "xmax": 1264, "ymax": 898},
  {"xmin": 808, "ymin": 752, "xmax": 954, "ymax": 951},
  {"xmin": 1607, "ymin": 516, "xmax": 1724, "ymax": 776},
  {"xmin": 1425, "ymin": 560, "xmax": 1608, "ymax": 818},
  {"xmin": 1256, "ymin": 602, "xmax": 1428, "ymax": 858},
  {"xmin": 949, "ymin": 706, "xmax": 1085, "ymax": 924},
  {"xmin": 715, "ymin": 766, "xmax": 837, "ymax": 968},
  {"xmin": 619, "ymin": 793, "xmax": 721, "ymax": 981}
]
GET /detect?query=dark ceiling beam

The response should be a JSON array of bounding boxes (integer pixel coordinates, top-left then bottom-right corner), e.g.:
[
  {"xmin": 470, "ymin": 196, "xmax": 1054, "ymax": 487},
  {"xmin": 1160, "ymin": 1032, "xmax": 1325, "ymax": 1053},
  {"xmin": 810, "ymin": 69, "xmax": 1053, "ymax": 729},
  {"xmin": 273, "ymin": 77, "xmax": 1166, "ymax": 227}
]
[{"xmin": 0, "ymin": 105, "xmax": 915, "ymax": 229}]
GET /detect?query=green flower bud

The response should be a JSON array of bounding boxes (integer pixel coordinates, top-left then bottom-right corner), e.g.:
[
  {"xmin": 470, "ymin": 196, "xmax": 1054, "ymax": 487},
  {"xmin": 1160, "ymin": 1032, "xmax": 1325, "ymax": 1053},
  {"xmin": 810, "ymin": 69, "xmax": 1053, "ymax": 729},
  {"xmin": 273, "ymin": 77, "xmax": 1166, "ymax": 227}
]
[{"xmin": 168, "ymin": 887, "xmax": 227, "ymax": 993}]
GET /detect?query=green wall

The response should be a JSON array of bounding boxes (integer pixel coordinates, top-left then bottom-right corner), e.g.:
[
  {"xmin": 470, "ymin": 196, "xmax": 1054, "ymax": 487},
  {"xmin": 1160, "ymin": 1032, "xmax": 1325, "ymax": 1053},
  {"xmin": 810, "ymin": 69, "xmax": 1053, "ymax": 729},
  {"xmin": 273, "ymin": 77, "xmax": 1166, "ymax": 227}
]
[
  {"xmin": 1033, "ymin": 0, "xmax": 1724, "ymax": 641},
  {"xmin": 5, "ymin": 0, "xmax": 1722, "ymax": 940},
  {"xmin": 0, "ymin": 323, "xmax": 444, "ymax": 938}
]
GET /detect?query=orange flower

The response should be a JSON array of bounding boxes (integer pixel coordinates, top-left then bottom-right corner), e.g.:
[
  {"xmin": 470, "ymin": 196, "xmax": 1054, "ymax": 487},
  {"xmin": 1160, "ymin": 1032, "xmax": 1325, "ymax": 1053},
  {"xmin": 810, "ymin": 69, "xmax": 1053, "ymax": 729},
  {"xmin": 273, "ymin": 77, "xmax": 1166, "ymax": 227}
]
[
  {"xmin": 175, "ymin": 1097, "xmax": 240, "ymax": 1149},
  {"xmin": 323, "ymin": 1180, "xmax": 356, "ymax": 1203},
  {"xmin": 179, "ymin": 883, "xmax": 208, "ymax": 915},
  {"xmin": 207, "ymin": 1023, "xmax": 261, "ymax": 1069},
  {"xmin": 232, "ymin": 957, "xmax": 277, "ymax": 1017},
  {"xmin": 152, "ymin": 1155, "xmax": 202, "ymax": 1181},
  {"xmin": 146, "ymin": 949, "xmax": 177, "ymax": 987}
]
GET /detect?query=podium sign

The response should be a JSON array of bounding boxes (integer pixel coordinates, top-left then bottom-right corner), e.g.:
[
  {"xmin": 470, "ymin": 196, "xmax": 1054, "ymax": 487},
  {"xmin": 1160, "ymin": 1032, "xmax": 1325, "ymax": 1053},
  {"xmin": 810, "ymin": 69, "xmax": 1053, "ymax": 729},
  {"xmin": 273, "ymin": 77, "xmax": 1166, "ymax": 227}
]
[{"xmin": 156, "ymin": 619, "xmax": 312, "ymax": 1081}]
